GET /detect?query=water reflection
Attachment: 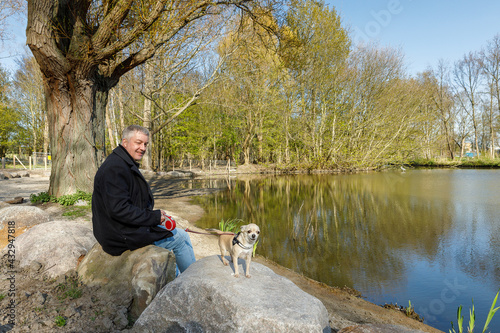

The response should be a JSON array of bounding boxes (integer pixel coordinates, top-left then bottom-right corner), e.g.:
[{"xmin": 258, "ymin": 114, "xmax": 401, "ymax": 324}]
[{"xmin": 192, "ymin": 169, "xmax": 500, "ymax": 331}]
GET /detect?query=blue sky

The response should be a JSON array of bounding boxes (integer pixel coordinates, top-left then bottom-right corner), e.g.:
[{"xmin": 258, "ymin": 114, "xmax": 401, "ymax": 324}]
[
  {"xmin": 329, "ymin": 0, "xmax": 500, "ymax": 75},
  {"xmin": 0, "ymin": 13, "xmax": 27, "ymax": 73},
  {"xmin": 1, "ymin": 1, "xmax": 500, "ymax": 76}
]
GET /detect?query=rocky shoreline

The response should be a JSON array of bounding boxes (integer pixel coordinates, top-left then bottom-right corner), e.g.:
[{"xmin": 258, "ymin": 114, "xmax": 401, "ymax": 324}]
[{"xmin": 0, "ymin": 170, "xmax": 443, "ymax": 332}]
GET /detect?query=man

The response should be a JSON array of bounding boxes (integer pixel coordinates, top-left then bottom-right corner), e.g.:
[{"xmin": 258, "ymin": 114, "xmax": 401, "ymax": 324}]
[{"xmin": 92, "ymin": 125, "xmax": 195, "ymax": 273}]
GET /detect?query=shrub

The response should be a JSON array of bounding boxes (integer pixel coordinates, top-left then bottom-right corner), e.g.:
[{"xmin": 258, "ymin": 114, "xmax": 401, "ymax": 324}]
[{"xmin": 30, "ymin": 190, "xmax": 92, "ymax": 206}]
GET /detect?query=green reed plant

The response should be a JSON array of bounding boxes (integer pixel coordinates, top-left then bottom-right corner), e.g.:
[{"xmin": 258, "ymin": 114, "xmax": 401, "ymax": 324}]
[
  {"xmin": 252, "ymin": 240, "xmax": 259, "ymax": 258},
  {"xmin": 449, "ymin": 290, "xmax": 499, "ymax": 333},
  {"xmin": 218, "ymin": 218, "xmax": 243, "ymax": 233},
  {"xmin": 406, "ymin": 300, "xmax": 413, "ymax": 317}
]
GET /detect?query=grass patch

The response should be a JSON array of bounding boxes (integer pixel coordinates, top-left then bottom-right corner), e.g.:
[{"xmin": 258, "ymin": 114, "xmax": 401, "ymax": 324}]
[
  {"xmin": 54, "ymin": 315, "xmax": 66, "ymax": 327},
  {"xmin": 62, "ymin": 206, "xmax": 91, "ymax": 219},
  {"xmin": 57, "ymin": 276, "xmax": 83, "ymax": 300},
  {"xmin": 409, "ymin": 157, "xmax": 500, "ymax": 168}
]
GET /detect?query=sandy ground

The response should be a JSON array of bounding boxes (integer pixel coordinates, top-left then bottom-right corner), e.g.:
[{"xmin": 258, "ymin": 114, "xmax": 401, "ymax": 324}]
[
  {"xmin": 0, "ymin": 173, "xmax": 443, "ymax": 332},
  {"xmin": 0, "ymin": 174, "xmax": 50, "ymax": 203}
]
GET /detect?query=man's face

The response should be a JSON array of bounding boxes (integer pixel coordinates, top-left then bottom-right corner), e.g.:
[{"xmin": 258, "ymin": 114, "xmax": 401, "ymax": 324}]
[{"xmin": 122, "ymin": 131, "xmax": 149, "ymax": 161}]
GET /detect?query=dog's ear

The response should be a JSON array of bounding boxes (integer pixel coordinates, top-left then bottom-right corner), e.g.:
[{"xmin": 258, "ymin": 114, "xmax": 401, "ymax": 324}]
[{"xmin": 240, "ymin": 224, "xmax": 248, "ymax": 232}]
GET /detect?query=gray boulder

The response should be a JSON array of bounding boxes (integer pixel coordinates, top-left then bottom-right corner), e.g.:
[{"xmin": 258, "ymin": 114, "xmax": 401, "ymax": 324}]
[
  {"xmin": 1, "ymin": 220, "xmax": 96, "ymax": 277},
  {"xmin": 18, "ymin": 171, "xmax": 31, "ymax": 177},
  {"xmin": 156, "ymin": 170, "xmax": 194, "ymax": 178},
  {"xmin": 133, "ymin": 255, "xmax": 330, "ymax": 333},
  {"xmin": 77, "ymin": 243, "xmax": 176, "ymax": 319},
  {"xmin": 0, "ymin": 206, "xmax": 50, "ymax": 230}
]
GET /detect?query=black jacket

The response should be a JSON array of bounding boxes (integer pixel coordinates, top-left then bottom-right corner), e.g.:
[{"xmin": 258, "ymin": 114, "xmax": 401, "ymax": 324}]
[{"xmin": 92, "ymin": 145, "xmax": 171, "ymax": 255}]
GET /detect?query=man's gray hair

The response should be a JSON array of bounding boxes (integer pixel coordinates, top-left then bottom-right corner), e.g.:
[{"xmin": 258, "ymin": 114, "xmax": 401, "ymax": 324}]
[{"xmin": 122, "ymin": 125, "xmax": 149, "ymax": 141}]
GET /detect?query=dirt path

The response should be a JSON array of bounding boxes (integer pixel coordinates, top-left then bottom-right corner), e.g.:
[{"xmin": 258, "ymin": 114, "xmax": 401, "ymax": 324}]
[{"xmin": 0, "ymin": 173, "xmax": 443, "ymax": 332}]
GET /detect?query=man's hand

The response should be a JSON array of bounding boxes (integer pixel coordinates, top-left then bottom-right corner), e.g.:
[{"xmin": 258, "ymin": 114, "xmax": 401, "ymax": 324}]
[{"xmin": 160, "ymin": 210, "xmax": 176, "ymax": 231}]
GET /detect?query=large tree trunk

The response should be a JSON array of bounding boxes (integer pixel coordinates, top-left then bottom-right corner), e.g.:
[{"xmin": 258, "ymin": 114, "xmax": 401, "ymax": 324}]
[
  {"xmin": 142, "ymin": 61, "xmax": 154, "ymax": 171},
  {"xmin": 43, "ymin": 112, "xmax": 49, "ymax": 155},
  {"xmin": 105, "ymin": 102, "xmax": 116, "ymax": 150},
  {"xmin": 43, "ymin": 73, "xmax": 107, "ymax": 196}
]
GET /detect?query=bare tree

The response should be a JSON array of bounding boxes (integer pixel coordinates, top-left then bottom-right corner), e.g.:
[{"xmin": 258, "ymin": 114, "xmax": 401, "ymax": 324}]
[
  {"xmin": 429, "ymin": 60, "xmax": 455, "ymax": 159},
  {"xmin": 454, "ymin": 52, "xmax": 482, "ymax": 157},
  {"xmin": 479, "ymin": 34, "xmax": 500, "ymax": 158},
  {"xmin": 0, "ymin": 0, "xmax": 25, "ymax": 43},
  {"xmin": 12, "ymin": 55, "xmax": 47, "ymax": 154}
]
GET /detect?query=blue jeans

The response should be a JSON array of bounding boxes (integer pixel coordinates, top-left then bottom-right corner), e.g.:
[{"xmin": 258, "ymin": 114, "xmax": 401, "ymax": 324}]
[{"xmin": 154, "ymin": 228, "xmax": 196, "ymax": 274}]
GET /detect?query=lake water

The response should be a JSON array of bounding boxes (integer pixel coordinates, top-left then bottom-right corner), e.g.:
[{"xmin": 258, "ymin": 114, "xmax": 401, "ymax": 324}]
[{"xmin": 189, "ymin": 169, "xmax": 500, "ymax": 332}]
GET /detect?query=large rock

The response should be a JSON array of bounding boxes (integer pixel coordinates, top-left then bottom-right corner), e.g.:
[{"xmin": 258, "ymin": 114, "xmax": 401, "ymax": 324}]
[
  {"xmin": 77, "ymin": 243, "xmax": 176, "ymax": 319},
  {"xmin": 0, "ymin": 206, "xmax": 50, "ymax": 229},
  {"xmin": 0, "ymin": 206, "xmax": 50, "ymax": 248},
  {"xmin": 133, "ymin": 255, "xmax": 331, "ymax": 333},
  {"xmin": 1, "ymin": 220, "xmax": 96, "ymax": 277}
]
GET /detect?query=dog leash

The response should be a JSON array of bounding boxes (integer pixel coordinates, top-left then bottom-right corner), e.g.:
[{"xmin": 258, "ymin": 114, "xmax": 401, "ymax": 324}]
[
  {"xmin": 184, "ymin": 228, "xmax": 235, "ymax": 236},
  {"xmin": 185, "ymin": 228, "xmax": 254, "ymax": 250}
]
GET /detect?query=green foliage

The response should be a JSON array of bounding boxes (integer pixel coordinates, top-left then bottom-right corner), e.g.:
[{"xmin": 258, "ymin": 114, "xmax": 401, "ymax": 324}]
[
  {"xmin": 54, "ymin": 316, "xmax": 66, "ymax": 327},
  {"xmin": 30, "ymin": 190, "xmax": 92, "ymax": 206},
  {"xmin": 409, "ymin": 158, "xmax": 500, "ymax": 168},
  {"xmin": 0, "ymin": 65, "xmax": 32, "ymax": 157},
  {"xmin": 30, "ymin": 191, "xmax": 54, "ymax": 204},
  {"xmin": 57, "ymin": 190, "xmax": 92, "ymax": 206},
  {"xmin": 449, "ymin": 291, "xmax": 499, "ymax": 333},
  {"xmin": 0, "ymin": 104, "xmax": 25, "ymax": 157},
  {"xmin": 0, "ymin": 293, "xmax": 5, "ymax": 301},
  {"xmin": 218, "ymin": 218, "xmax": 243, "ymax": 233}
]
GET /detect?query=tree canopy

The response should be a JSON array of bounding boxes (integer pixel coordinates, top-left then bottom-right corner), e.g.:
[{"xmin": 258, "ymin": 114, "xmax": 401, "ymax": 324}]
[
  {"xmin": 25, "ymin": 0, "xmax": 274, "ymax": 196},
  {"xmin": 0, "ymin": 1, "xmax": 498, "ymax": 194}
]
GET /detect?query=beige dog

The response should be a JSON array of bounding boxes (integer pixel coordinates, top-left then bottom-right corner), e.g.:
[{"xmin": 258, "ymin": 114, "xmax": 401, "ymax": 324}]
[{"xmin": 218, "ymin": 223, "xmax": 260, "ymax": 278}]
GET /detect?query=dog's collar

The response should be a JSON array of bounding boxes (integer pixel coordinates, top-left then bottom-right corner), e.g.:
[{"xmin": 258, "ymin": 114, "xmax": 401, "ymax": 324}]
[{"xmin": 232, "ymin": 232, "xmax": 253, "ymax": 250}]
